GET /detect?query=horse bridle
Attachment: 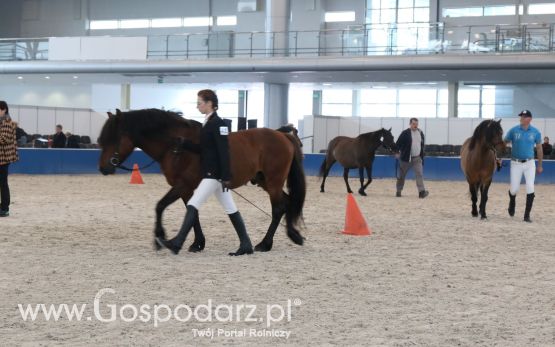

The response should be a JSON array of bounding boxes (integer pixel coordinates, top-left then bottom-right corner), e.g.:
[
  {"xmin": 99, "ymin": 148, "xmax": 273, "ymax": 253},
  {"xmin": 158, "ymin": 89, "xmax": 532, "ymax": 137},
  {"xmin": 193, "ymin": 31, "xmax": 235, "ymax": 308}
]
[{"xmin": 108, "ymin": 137, "xmax": 156, "ymax": 172}]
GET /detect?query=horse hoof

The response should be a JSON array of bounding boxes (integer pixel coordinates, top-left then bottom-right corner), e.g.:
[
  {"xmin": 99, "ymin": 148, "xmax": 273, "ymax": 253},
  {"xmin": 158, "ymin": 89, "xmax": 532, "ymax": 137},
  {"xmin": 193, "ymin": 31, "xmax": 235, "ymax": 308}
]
[
  {"xmin": 188, "ymin": 241, "xmax": 205, "ymax": 253},
  {"xmin": 471, "ymin": 211, "xmax": 479, "ymax": 217},
  {"xmin": 228, "ymin": 247, "xmax": 254, "ymax": 256},
  {"xmin": 481, "ymin": 215, "xmax": 487, "ymax": 220},
  {"xmin": 287, "ymin": 229, "xmax": 304, "ymax": 246},
  {"xmin": 153, "ymin": 239, "xmax": 162, "ymax": 251},
  {"xmin": 358, "ymin": 190, "xmax": 367, "ymax": 196},
  {"xmin": 254, "ymin": 241, "xmax": 273, "ymax": 252},
  {"xmin": 320, "ymin": 188, "xmax": 325, "ymax": 193}
]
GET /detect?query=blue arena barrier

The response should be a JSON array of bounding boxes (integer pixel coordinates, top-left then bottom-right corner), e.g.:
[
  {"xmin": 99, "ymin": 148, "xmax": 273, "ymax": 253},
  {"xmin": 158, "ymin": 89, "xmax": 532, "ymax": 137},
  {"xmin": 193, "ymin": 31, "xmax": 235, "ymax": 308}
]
[{"xmin": 9, "ymin": 149, "xmax": 555, "ymax": 184}]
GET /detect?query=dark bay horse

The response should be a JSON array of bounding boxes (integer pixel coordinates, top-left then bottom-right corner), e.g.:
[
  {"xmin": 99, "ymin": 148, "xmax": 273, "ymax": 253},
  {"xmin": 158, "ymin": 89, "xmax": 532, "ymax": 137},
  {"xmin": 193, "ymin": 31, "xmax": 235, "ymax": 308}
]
[
  {"xmin": 98, "ymin": 109, "xmax": 306, "ymax": 253},
  {"xmin": 460, "ymin": 119, "xmax": 505, "ymax": 219},
  {"xmin": 319, "ymin": 128, "xmax": 396, "ymax": 195}
]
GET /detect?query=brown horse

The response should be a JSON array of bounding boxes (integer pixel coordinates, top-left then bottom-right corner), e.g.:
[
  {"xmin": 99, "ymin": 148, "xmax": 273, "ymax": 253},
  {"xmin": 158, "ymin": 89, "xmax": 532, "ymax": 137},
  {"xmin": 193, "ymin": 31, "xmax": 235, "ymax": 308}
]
[
  {"xmin": 98, "ymin": 109, "xmax": 306, "ymax": 253},
  {"xmin": 460, "ymin": 119, "xmax": 505, "ymax": 219},
  {"xmin": 319, "ymin": 128, "xmax": 397, "ymax": 195}
]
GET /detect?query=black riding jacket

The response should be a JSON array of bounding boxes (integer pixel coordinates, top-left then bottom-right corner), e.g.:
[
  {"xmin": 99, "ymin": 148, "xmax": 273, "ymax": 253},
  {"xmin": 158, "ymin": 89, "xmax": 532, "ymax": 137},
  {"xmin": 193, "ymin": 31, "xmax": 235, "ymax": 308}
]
[
  {"xmin": 396, "ymin": 128, "xmax": 425, "ymax": 163},
  {"xmin": 182, "ymin": 112, "xmax": 232, "ymax": 181}
]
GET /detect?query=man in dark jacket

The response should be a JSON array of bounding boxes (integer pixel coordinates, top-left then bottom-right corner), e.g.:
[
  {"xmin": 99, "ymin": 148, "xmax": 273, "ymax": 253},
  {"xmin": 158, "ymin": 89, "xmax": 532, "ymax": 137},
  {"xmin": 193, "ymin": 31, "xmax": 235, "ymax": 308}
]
[
  {"xmin": 542, "ymin": 137, "xmax": 552, "ymax": 157},
  {"xmin": 51, "ymin": 124, "xmax": 66, "ymax": 148},
  {"xmin": 395, "ymin": 118, "xmax": 429, "ymax": 198}
]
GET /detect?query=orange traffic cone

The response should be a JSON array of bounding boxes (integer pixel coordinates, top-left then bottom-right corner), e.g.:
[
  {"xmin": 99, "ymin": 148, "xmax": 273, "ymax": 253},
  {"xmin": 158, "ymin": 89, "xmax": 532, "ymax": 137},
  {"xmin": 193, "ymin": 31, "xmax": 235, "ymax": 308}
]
[
  {"xmin": 341, "ymin": 193, "xmax": 371, "ymax": 236},
  {"xmin": 129, "ymin": 164, "xmax": 144, "ymax": 184}
]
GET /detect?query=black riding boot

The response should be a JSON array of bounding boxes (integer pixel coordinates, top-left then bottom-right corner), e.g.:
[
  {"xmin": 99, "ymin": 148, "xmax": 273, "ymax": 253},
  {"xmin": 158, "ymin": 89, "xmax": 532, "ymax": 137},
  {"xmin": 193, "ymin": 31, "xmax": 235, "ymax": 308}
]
[
  {"xmin": 523, "ymin": 193, "xmax": 535, "ymax": 223},
  {"xmin": 508, "ymin": 191, "xmax": 516, "ymax": 217},
  {"xmin": 157, "ymin": 205, "xmax": 198, "ymax": 254},
  {"xmin": 228, "ymin": 211, "xmax": 253, "ymax": 256}
]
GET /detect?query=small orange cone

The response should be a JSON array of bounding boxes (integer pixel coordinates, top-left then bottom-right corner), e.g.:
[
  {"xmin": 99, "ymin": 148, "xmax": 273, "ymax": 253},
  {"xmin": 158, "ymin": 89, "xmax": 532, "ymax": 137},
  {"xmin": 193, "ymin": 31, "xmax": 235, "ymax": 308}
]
[
  {"xmin": 341, "ymin": 193, "xmax": 371, "ymax": 236},
  {"xmin": 129, "ymin": 164, "xmax": 144, "ymax": 184}
]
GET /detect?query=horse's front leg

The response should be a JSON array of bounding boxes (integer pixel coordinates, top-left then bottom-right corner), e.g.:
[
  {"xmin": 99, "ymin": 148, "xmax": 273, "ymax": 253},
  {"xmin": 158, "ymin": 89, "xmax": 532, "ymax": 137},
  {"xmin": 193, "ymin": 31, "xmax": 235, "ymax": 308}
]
[
  {"xmin": 358, "ymin": 167, "xmax": 366, "ymax": 196},
  {"xmin": 154, "ymin": 186, "xmax": 184, "ymax": 250}
]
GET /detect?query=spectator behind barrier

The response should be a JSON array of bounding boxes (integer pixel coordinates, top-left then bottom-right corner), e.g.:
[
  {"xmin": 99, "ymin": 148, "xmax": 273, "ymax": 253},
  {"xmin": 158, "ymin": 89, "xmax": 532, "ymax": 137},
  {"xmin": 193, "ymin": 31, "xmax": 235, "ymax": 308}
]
[
  {"xmin": 542, "ymin": 137, "xmax": 552, "ymax": 157},
  {"xmin": 14, "ymin": 122, "xmax": 28, "ymax": 146},
  {"xmin": 51, "ymin": 124, "xmax": 66, "ymax": 148}
]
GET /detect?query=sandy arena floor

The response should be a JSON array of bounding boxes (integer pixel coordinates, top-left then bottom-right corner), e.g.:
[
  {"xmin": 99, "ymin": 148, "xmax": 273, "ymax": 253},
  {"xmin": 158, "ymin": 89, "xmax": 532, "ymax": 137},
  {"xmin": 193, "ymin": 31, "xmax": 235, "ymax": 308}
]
[{"xmin": 1, "ymin": 174, "xmax": 554, "ymax": 346}]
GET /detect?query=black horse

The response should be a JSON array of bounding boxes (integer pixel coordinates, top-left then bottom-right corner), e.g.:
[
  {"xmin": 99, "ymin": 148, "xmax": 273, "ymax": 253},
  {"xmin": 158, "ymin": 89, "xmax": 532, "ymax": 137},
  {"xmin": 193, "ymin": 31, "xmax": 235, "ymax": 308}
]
[{"xmin": 319, "ymin": 128, "xmax": 397, "ymax": 195}]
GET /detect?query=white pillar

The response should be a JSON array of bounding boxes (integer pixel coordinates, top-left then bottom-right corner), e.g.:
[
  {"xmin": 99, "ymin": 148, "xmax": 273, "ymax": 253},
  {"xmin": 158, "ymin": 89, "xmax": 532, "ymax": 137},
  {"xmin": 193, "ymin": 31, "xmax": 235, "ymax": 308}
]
[
  {"xmin": 265, "ymin": 0, "xmax": 291, "ymax": 56},
  {"xmin": 264, "ymin": 83, "xmax": 289, "ymax": 128},
  {"xmin": 448, "ymin": 81, "xmax": 458, "ymax": 118}
]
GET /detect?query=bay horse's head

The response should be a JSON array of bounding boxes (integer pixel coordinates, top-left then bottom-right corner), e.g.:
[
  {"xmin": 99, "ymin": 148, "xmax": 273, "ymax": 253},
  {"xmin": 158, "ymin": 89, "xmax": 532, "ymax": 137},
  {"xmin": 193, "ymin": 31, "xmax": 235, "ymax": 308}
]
[
  {"xmin": 98, "ymin": 109, "xmax": 134, "ymax": 175},
  {"xmin": 379, "ymin": 128, "xmax": 397, "ymax": 152},
  {"xmin": 470, "ymin": 119, "xmax": 505, "ymax": 152}
]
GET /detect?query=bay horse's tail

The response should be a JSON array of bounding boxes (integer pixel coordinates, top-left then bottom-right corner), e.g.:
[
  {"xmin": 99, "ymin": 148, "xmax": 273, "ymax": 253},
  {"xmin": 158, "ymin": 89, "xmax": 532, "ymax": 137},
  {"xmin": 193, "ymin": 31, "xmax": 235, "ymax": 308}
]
[{"xmin": 285, "ymin": 134, "xmax": 306, "ymax": 227}]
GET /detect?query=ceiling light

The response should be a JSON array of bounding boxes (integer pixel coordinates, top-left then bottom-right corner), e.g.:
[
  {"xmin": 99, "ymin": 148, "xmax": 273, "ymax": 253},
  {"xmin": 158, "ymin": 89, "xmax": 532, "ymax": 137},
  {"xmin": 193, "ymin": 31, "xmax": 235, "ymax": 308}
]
[
  {"xmin": 17, "ymin": 76, "xmax": 23, "ymax": 80},
  {"xmin": 45, "ymin": 76, "xmax": 50, "ymax": 79},
  {"xmin": 73, "ymin": 75, "xmax": 79, "ymax": 79}
]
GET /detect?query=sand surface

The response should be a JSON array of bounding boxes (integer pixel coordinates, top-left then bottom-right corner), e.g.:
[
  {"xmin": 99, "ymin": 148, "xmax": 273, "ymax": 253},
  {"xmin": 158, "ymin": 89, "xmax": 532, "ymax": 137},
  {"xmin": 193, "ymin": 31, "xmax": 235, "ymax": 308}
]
[{"xmin": 1, "ymin": 174, "xmax": 554, "ymax": 346}]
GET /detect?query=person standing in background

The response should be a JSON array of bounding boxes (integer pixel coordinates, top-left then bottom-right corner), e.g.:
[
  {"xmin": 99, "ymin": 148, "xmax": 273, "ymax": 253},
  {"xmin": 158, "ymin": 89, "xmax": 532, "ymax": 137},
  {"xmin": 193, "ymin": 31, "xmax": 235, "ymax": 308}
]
[{"xmin": 52, "ymin": 124, "xmax": 66, "ymax": 148}]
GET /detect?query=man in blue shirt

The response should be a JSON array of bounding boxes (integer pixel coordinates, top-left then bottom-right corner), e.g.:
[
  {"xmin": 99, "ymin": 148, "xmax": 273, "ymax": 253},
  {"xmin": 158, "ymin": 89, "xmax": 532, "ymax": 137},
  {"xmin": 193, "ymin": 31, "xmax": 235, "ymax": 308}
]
[{"xmin": 504, "ymin": 110, "xmax": 543, "ymax": 222}]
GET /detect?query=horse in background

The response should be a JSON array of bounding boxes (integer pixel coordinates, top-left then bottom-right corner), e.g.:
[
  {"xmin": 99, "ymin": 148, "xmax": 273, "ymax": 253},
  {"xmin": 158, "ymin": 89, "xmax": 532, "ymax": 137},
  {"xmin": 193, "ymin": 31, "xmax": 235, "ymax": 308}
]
[
  {"xmin": 319, "ymin": 128, "xmax": 397, "ymax": 196},
  {"xmin": 460, "ymin": 119, "xmax": 505, "ymax": 219}
]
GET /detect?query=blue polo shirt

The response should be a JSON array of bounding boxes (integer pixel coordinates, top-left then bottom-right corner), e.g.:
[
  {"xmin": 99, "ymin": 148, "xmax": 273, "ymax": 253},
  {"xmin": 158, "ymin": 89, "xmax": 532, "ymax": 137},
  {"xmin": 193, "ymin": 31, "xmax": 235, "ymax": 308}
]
[{"xmin": 504, "ymin": 125, "xmax": 542, "ymax": 160}]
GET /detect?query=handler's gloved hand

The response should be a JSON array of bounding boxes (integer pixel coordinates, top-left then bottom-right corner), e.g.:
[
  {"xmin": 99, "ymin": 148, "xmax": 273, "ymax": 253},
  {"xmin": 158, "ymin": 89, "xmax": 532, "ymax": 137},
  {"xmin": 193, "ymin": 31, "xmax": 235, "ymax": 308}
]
[
  {"xmin": 222, "ymin": 180, "xmax": 232, "ymax": 190},
  {"xmin": 496, "ymin": 159, "xmax": 502, "ymax": 172}
]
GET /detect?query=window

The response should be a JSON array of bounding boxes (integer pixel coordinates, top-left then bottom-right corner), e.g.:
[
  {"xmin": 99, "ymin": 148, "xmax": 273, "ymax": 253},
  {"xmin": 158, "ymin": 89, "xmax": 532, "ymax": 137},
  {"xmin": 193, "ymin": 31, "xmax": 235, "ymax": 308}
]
[
  {"xmin": 484, "ymin": 5, "xmax": 516, "ymax": 16},
  {"xmin": 324, "ymin": 11, "xmax": 356, "ymax": 23},
  {"xmin": 322, "ymin": 89, "xmax": 353, "ymax": 116},
  {"xmin": 217, "ymin": 16, "xmax": 237, "ymax": 26},
  {"xmin": 367, "ymin": 0, "xmax": 430, "ymax": 24},
  {"xmin": 288, "ymin": 86, "xmax": 313, "ymax": 128},
  {"xmin": 458, "ymin": 85, "xmax": 510, "ymax": 118},
  {"xmin": 90, "ymin": 20, "xmax": 118, "ymax": 30},
  {"xmin": 183, "ymin": 17, "xmax": 213, "ymax": 27},
  {"xmin": 151, "ymin": 18, "xmax": 182, "ymax": 28},
  {"xmin": 528, "ymin": 3, "xmax": 555, "ymax": 15},
  {"xmin": 442, "ymin": 7, "xmax": 482, "ymax": 18},
  {"xmin": 120, "ymin": 19, "xmax": 150, "ymax": 29}
]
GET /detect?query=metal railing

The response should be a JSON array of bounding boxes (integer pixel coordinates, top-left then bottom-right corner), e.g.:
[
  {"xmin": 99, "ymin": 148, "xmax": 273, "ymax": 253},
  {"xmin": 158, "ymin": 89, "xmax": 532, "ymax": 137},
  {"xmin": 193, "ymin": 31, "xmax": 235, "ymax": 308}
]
[{"xmin": 2, "ymin": 22, "xmax": 555, "ymax": 61}]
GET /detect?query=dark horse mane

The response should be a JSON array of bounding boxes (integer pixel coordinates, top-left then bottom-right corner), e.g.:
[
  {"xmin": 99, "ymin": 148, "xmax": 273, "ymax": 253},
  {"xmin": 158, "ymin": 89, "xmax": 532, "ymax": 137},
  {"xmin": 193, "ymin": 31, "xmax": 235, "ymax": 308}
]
[
  {"xmin": 98, "ymin": 108, "xmax": 201, "ymax": 146},
  {"xmin": 469, "ymin": 119, "xmax": 502, "ymax": 150},
  {"xmin": 357, "ymin": 128, "xmax": 388, "ymax": 140}
]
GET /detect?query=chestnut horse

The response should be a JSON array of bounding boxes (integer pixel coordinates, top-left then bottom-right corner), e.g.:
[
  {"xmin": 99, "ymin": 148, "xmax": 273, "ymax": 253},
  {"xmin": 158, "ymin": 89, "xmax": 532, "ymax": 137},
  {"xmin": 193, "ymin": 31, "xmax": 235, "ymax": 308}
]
[
  {"xmin": 460, "ymin": 119, "xmax": 505, "ymax": 219},
  {"xmin": 98, "ymin": 109, "xmax": 306, "ymax": 252},
  {"xmin": 319, "ymin": 128, "xmax": 397, "ymax": 195}
]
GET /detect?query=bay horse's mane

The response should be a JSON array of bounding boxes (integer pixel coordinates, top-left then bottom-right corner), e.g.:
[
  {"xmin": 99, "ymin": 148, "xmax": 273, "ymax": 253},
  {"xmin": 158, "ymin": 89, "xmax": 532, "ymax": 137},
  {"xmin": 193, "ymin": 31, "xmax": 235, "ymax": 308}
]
[
  {"xmin": 98, "ymin": 108, "xmax": 201, "ymax": 145},
  {"xmin": 469, "ymin": 119, "xmax": 502, "ymax": 150},
  {"xmin": 357, "ymin": 128, "xmax": 387, "ymax": 139}
]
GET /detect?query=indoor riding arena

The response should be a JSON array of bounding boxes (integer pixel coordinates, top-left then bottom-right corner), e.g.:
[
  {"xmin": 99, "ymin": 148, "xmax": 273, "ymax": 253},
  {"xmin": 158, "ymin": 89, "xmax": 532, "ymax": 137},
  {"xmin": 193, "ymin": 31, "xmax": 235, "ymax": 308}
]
[{"xmin": 1, "ymin": 1, "xmax": 555, "ymax": 346}]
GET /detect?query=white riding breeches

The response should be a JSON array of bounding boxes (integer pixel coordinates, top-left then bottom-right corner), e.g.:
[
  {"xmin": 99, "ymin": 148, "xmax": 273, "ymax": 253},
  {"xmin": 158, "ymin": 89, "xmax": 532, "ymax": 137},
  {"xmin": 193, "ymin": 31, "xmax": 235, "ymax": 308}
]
[
  {"xmin": 187, "ymin": 178, "xmax": 238, "ymax": 214},
  {"xmin": 509, "ymin": 160, "xmax": 536, "ymax": 195}
]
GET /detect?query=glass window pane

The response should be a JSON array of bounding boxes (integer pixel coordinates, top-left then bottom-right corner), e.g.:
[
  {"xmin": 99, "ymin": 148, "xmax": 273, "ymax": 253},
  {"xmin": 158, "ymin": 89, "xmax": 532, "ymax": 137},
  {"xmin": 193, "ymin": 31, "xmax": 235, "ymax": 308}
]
[
  {"xmin": 90, "ymin": 20, "xmax": 118, "ymax": 30},
  {"xmin": 216, "ymin": 89, "xmax": 238, "ymax": 103},
  {"xmin": 380, "ymin": 9, "xmax": 396, "ymax": 23},
  {"xmin": 484, "ymin": 5, "xmax": 516, "ymax": 16},
  {"xmin": 414, "ymin": 7, "xmax": 430, "ymax": 22},
  {"xmin": 529, "ymin": 4, "xmax": 555, "ymax": 15},
  {"xmin": 360, "ymin": 103, "xmax": 396, "ymax": 117},
  {"xmin": 458, "ymin": 104, "xmax": 480, "ymax": 118},
  {"xmin": 182, "ymin": 17, "xmax": 212, "ymax": 27},
  {"xmin": 322, "ymin": 104, "xmax": 352, "ymax": 116},
  {"xmin": 398, "ymin": 88, "xmax": 437, "ymax": 103},
  {"xmin": 482, "ymin": 87, "xmax": 496, "ymax": 104},
  {"xmin": 437, "ymin": 104, "xmax": 448, "ymax": 118},
  {"xmin": 217, "ymin": 16, "xmax": 237, "ymax": 26},
  {"xmin": 398, "ymin": 104, "xmax": 436, "ymax": 118},
  {"xmin": 495, "ymin": 104, "xmax": 513, "ymax": 118},
  {"xmin": 414, "ymin": 0, "xmax": 429, "ymax": 7},
  {"xmin": 438, "ymin": 89, "xmax": 448, "ymax": 104},
  {"xmin": 381, "ymin": 0, "xmax": 397, "ymax": 8},
  {"xmin": 482, "ymin": 104, "xmax": 495, "ymax": 119},
  {"xmin": 398, "ymin": 8, "xmax": 413, "ymax": 23},
  {"xmin": 152, "ymin": 18, "xmax": 182, "ymax": 28},
  {"xmin": 361, "ymin": 89, "xmax": 397, "ymax": 103},
  {"xmin": 458, "ymin": 88, "xmax": 480, "ymax": 103},
  {"xmin": 322, "ymin": 89, "xmax": 353, "ymax": 103},
  {"xmin": 398, "ymin": 0, "xmax": 414, "ymax": 9},
  {"xmin": 247, "ymin": 88, "xmax": 265, "ymax": 128},
  {"xmin": 120, "ymin": 19, "xmax": 149, "ymax": 29},
  {"xmin": 443, "ymin": 7, "xmax": 483, "ymax": 18},
  {"xmin": 287, "ymin": 87, "xmax": 312, "ymax": 128},
  {"xmin": 369, "ymin": 0, "xmax": 382, "ymax": 9},
  {"xmin": 495, "ymin": 88, "xmax": 513, "ymax": 104},
  {"xmin": 324, "ymin": 11, "xmax": 356, "ymax": 22}
]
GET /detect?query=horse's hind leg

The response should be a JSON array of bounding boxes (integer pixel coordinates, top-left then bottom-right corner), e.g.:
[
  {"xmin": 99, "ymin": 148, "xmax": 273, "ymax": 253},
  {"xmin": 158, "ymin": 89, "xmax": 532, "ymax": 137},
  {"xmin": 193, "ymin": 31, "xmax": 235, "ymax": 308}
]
[
  {"xmin": 182, "ymin": 197, "xmax": 205, "ymax": 252},
  {"xmin": 359, "ymin": 164, "xmax": 373, "ymax": 196},
  {"xmin": 343, "ymin": 168, "xmax": 353, "ymax": 194},
  {"xmin": 254, "ymin": 195, "xmax": 286, "ymax": 252},
  {"xmin": 479, "ymin": 181, "xmax": 492, "ymax": 220},
  {"xmin": 154, "ymin": 187, "xmax": 183, "ymax": 250},
  {"xmin": 320, "ymin": 159, "xmax": 335, "ymax": 193},
  {"xmin": 469, "ymin": 183, "xmax": 479, "ymax": 217},
  {"xmin": 358, "ymin": 167, "xmax": 367, "ymax": 196}
]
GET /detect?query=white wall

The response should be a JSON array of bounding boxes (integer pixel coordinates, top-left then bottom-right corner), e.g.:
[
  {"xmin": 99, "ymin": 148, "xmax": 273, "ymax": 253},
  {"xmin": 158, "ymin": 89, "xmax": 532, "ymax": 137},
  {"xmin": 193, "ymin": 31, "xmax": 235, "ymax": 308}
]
[{"xmin": 0, "ymin": 84, "xmax": 91, "ymax": 109}]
